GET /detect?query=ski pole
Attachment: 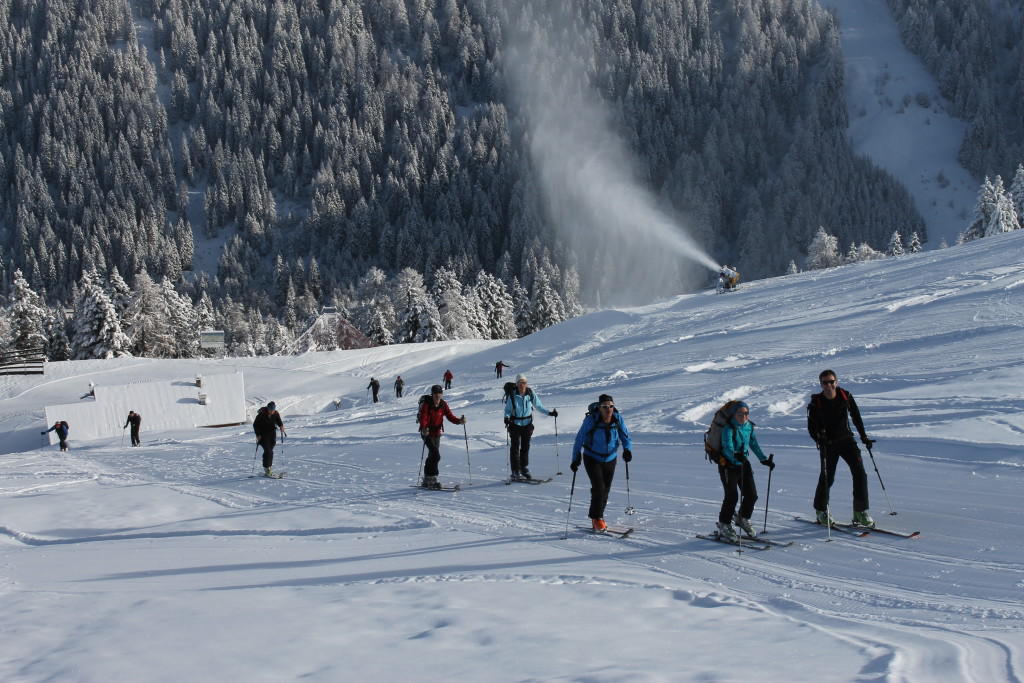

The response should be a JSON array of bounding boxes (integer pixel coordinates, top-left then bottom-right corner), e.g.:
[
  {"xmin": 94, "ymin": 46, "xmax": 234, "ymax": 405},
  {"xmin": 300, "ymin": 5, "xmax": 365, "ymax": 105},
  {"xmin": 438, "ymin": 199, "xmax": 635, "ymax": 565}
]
[
  {"xmin": 463, "ymin": 421, "xmax": 471, "ymax": 486},
  {"xmin": 121, "ymin": 427, "xmax": 125, "ymax": 449},
  {"xmin": 762, "ymin": 453, "xmax": 774, "ymax": 534},
  {"xmin": 819, "ymin": 439, "xmax": 832, "ymax": 542},
  {"xmin": 505, "ymin": 424, "xmax": 510, "ymax": 482},
  {"xmin": 865, "ymin": 442, "xmax": 896, "ymax": 515},
  {"xmin": 417, "ymin": 440, "xmax": 426, "ymax": 483},
  {"xmin": 554, "ymin": 415, "xmax": 562, "ymax": 475},
  {"xmin": 562, "ymin": 469, "xmax": 577, "ymax": 539},
  {"xmin": 624, "ymin": 460, "xmax": 636, "ymax": 515},
  {"xmin": 252, "ymin": 441, "xmax": 260, "ymax": 474}
]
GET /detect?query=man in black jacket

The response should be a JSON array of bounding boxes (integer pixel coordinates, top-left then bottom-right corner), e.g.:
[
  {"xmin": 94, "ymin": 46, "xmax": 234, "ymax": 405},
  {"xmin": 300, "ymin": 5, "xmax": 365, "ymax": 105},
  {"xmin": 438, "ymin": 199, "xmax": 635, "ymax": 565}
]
[
  {"xmin": 124, "ymin": 410, "xmax": 142, "ymax": 446},
  {"xmin": 253, "ymin": 401, "xmax": 286, "ymax": 477},
  {"xmin": 807, "ymin": 369, "xmax": 875, "ymax": 527}
]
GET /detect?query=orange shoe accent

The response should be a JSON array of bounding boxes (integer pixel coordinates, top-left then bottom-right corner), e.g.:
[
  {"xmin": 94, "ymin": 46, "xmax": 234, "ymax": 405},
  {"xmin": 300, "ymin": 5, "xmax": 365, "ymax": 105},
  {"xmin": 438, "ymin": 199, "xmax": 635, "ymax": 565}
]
[{"xmin": 592, "ymin": 518, "xmax": 607, "ymax": 531}]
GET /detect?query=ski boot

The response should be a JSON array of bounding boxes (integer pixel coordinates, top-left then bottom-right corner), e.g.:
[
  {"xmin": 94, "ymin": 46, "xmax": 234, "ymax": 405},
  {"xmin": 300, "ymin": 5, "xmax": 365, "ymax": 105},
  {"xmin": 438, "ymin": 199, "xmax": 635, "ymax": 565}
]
[
  {"xmin": 422, "ymin": 475, "xmax": 441, "ymax": 489},
  {"xmin": 852, "ymin": 510, "xmax": 875, "ymax": 528},
  {"xmin": 733, "ymin": 514, "xmax": 755, "ymax": 537},
  {"xmin": 815, "ymin": 509, "xmax": 836, "ymax": 526},
  {"xmin": 716, "ymin": 521, "xmax": 739, "ymax": 542},
  {"xmin": 520, "ymin": 467, "xmax": 532, "ymax": 480},
  {"xmin": 592, "ymin": 518, "xmax": 607, "ymax": 531}
]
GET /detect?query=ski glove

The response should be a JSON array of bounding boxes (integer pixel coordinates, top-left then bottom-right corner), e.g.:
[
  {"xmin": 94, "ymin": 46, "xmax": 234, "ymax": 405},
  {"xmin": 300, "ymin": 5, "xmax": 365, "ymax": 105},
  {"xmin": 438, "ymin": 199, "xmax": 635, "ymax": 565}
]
[
  {"xmin": 570, "ymin": 458, "xmax": 581, "ymax": 473},
  {"xmin": 549, "ymin": 409, "xmax": 558, "ymax": 418},
  {"xmin": 862, "ymin": 437, "xmax": 875, "ymax": 447},
  {"xmin": 420, "ymin": 428, "xmax": 429, "ymax": 438},
  {"xmin": 504, "ymin": 417, "xmax": 510, "ymax": 427},
  {"xmin": 761, "ymin": 458, "xmax": 775, "ymax": 471},
  {"xmin": 622, "ymin": 449, "xmax": 632, "ymax": 462}
]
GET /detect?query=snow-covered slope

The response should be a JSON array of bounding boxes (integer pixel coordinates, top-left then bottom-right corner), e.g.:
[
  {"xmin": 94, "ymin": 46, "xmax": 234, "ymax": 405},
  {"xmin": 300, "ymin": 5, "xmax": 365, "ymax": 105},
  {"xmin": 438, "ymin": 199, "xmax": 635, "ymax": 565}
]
[
  {"xmin": 823, "ymin": 0, "xmax": 978, "ymax": 247},
  {"xmin": 2, "ymin": 234, "xmax": 1023, "ymax": 681}
]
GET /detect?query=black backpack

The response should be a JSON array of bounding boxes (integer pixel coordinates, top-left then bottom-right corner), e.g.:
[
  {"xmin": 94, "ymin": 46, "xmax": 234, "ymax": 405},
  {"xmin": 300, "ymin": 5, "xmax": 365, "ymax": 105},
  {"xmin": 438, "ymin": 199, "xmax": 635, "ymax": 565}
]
[
  {"xmin": 59, "ymin": 420, "xmax": 69, "ymax": 434},
  {"xmin": 503, "ymin": 382, "xmax": 536, "ymax": 421},
  {"xmin": 704, "ymin": 401, "xmax": 743, "ymax": 465},
  {"xmin": 415, "ymin": 395, "xmax": 431, "ymax": 422}
]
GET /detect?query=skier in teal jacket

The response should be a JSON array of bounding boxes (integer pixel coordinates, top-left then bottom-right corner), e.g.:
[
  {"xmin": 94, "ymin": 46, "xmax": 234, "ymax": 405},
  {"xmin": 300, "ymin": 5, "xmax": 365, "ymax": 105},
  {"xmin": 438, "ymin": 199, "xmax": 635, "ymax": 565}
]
[{"xmin": 716, "ymin": 401, "xmax": 773, "ymax": 541}]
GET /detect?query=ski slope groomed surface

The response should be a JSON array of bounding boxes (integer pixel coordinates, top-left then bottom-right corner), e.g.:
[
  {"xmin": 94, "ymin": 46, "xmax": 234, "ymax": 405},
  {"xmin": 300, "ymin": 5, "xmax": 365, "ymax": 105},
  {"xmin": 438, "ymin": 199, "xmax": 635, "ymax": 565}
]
[{"xmin": 3, "ymin": 233, "xmax": 1024, "ymax": 682}]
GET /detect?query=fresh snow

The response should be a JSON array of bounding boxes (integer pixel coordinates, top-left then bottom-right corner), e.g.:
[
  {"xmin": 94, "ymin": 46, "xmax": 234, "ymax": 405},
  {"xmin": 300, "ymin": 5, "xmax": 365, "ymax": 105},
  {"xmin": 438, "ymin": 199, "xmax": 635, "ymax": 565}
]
[
  {"xmin": 824, "ymin": 0, "xmax": 978, "ymax": 248},
  {"xmin": 3, "ymin": 234, "xmax": 1024, "ymax": 680}
]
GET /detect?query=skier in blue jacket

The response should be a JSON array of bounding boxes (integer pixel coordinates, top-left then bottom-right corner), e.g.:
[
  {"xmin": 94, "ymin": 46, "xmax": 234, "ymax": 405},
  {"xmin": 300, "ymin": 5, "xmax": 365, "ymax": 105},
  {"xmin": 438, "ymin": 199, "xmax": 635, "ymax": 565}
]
[
  {"xmin": 571, "ymin": 394, "xmax": 633, "ymax": 531},
  {"xmin": 503, "ymin": 374, "xmax": 557, "ymax": 481},
  {"xmin": 42, "ymin": 420, "xmax": 70, "ymax": 452},
  {"xmin": 716, "ymin": 401, "xmax": 774, "ymax": 541}
]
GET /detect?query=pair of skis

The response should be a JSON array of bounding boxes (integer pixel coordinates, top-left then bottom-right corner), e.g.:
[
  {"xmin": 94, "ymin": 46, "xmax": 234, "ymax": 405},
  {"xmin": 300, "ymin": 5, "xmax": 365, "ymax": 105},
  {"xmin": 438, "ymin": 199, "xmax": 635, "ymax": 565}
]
[
  {"xmin": 696, "ymin": 533, "xmax": 792, "ymax": 551},
  {"xmin": 506, "ymin": 477, "xmax": 553, "ymax": 485},
  {"xmin": 793, "ymin": 516, "xmax": 920, "ymax": 538},
  {"xmin": 576, "ymin": 524, "xmax": 634, "ymax": 539}
]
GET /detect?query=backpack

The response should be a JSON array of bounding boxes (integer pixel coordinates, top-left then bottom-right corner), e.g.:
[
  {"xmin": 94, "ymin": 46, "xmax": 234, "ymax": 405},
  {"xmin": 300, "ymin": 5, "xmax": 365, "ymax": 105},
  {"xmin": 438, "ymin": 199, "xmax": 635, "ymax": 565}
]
[
  {"xmin": 253, "ymin": 408, "xmax": 268, "ymax": 435},
  {"xmin": 503, "ymin": 382, "xmax": 536, "ymax": 421},
  {"xmin": 415, "ymin": 395, "xmax": 431, "ymax": 423},
  {"xmin": 703, "ymin": 401, "xmax": 743, "ymax": 465},
  {"xmin": 60, "ymin": 421, "xmax": 69, "ymax": 434},
  {"xmin": 583, "ymin": 402, "xmax": 620, "ymax": 451}
]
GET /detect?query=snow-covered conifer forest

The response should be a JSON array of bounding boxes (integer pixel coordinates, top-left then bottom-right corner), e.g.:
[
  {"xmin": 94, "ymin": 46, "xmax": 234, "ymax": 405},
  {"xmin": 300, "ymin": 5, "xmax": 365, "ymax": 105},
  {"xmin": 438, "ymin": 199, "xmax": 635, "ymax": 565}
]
[{"xmin": 1, "ymin": 0, "xmax": 1023, "ymax": 357}]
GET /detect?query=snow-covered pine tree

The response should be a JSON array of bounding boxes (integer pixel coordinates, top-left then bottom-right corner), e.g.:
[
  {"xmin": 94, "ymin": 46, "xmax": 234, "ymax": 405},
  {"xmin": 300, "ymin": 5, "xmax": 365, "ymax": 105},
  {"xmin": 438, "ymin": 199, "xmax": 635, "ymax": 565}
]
[
  {"xmin": 394, "ymin": 267, "xmax": 445, "ymax": 343},
  {"xmin": 985, "ymin": 191, "xmax": 1020, "ymax": 237},
  {"xmin": 107, "ymin": 269, "xmax": 132, "ymax": 321},
  {"xmin": 1010, "ymin": 164, "xmax": 1024, "ymax": 222},
  {"xmin": 71, "ymin": 271, "xmax": 132, "ymax": 359},
  {"xmin": 474, "ymin": 270, "xmax": 516, "ymax": 340},
  {"xmin": 887, "ymin": 231, "xmax": 905, "ymax": 257},
  {"xmin": 125, "ymin": 271, "xmax": 173, "ymax": 357},
  {"xmin": 355, "ymin": 267, "xmax": 396, "ymax": 345},
  {"xmin": 805, "ymin": 227, "xmax": 841, "ymax": 270},
  {"xmin": 908, "ymin": 232, "xmax": 923, "ymax": 253},
  {"xmin": 964, "ymin": 176, "xmax": 1003, "ymax": 241},
  {"xmin": 10, "ymin": 269, "xmax": 46, "ymax": 352},
  {"xmin": 529, "ymin": 271, "xmax": 567, "ymax": 332},
  {"xmin": 160, "ymin": 278, "xmax": 199, "ymax": 358},
  {"xmin": 510, "ymin": 276, "xmax": 532, "ymax": 337},
  {"xmin": 431, "ymin": 266, "xmax": 473, "ymax": 340},
  {"xmin": 856, "ymin": 243, "xmax": 884, "ymax": 261},
  {"xmin": 43, "ymin": 308, "xmax": 71, "ymax": 361},
  {"xmin": 786, "ymin": 260, "xmax": 799, "ymax": 275},
  {"xmin": 844, "ymin": 242, "xmax": 859, "ymax": 264}
]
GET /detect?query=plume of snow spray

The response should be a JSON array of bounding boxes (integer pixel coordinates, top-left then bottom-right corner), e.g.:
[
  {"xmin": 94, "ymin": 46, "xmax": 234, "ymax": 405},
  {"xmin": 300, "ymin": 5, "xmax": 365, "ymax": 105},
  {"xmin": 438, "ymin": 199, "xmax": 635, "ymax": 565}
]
[{"xmin": 506, "ymin": 21, "xmax": 719, "ymax": 305}]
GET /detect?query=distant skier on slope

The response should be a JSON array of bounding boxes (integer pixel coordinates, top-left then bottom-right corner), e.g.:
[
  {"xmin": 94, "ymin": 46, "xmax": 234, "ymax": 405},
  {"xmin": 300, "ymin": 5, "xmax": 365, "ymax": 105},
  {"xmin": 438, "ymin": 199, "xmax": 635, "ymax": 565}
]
[
  {"xmin": 713, "ymin": 401, "xmax": 774, "ymax": 542},
  {"xmin": 395, "ymin": 376, "xmax": 404, "ymax": 398},
  {"xmin": 495, "ymin": 361, "xmax": 510, "ymax": 378},
  {"xmin": 367, "ymin": 377, "xmax": 381, "ymax": 403},
  {"xmin": 807, "ymin": 369, "xmax": 875, "ymax": 528},
  {"xmin": 42, "ymin": 420, "xmax": 70, "ymax": 452},
  {"xmin": 570, "ymin": 394, "xmax": 633, "ymax": 531},
  {"xmin": 417, "ymin": 385, "xmax": 466, "ymax": 489},
  {"xmin": 253, "ymin": 401, "xmax": 287, "ymax": 477},
  {"xmin": 123, "ymin": 410, "xmax": 142, "ymax": 447},
  {"xmin": 443, "ymin": 369, "xmax": 454, "ymax": 390},
  {"xmin": 503, "ymin": 374, "xmax": 558, "ymax": 481}
]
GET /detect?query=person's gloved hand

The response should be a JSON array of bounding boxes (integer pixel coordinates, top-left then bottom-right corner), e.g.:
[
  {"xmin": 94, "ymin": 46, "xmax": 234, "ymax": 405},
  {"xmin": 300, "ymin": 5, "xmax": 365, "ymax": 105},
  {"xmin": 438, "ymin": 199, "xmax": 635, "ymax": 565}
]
[
  {"xmin": 504, "ymin": 417, "xmax": 510, "ymax": 427},
  {"xmin": 460, "ymin": 416, "xmax": 467, "ymax": 424},
  {"xmin": 862, "ymin": 436, "xmax": 875, "ymax": 447},
  {"xmin": 570, "ymin": 458, "xmax": 581, "ymax": 473},
  {"xmin": 762, "ymin": 458, "xmax": 775, "ymax": 471},
  {"xmin": 420, "ymin": 428, "xmax": 429, "ymax": 438},
  {"xmin": 549, "ymin": 409, "xmax": 558, "ymax": 418},
  {"xmin": 622, "ymin": 449, "xmax": 632, "ymax": 462}
]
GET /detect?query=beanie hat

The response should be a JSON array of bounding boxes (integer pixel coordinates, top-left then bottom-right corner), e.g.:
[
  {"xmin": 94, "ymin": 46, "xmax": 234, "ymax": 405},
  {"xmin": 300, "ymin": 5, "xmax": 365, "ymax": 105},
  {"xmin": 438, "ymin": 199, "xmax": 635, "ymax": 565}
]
[
  {"xmin": 598, "ymin": 394, "xmax": 614, "ymax": 405},
  {"xmin": 515, "ymin": 374, "xmax": 528, "ymax": 383},
  {"xmin": 431, "ymin": 384, "xmax": 444, "ymax": 394},
  {"xmin": 267, "ymin": 401, "xmax": 276, "ymax": 411},
  {"xmin": 727, "ymin": 401, "xmax": 748, "ymax": 417}
]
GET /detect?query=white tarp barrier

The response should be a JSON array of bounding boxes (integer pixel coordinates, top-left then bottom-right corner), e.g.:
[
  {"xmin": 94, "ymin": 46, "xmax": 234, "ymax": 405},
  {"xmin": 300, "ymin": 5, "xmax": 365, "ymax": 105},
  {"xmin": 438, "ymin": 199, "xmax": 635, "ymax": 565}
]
[{"xmin": 44, "ymin": 372, "xmax": 246, "ymax": 444}]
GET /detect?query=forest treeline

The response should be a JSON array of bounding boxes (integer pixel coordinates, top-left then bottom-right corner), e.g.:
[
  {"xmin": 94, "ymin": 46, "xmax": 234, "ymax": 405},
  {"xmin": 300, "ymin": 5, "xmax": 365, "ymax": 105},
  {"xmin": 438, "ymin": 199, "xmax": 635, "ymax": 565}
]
[{"xmin": 1, "ymin": 0, "xmax": 933, "ymax": 352}]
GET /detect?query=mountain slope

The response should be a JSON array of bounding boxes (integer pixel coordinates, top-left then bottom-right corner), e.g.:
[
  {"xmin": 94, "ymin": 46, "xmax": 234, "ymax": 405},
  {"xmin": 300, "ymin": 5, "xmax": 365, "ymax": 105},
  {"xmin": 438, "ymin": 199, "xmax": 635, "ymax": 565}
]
[{"xmin": 1, "ymin": 234, "xmax": 1022, "ymax": 680}]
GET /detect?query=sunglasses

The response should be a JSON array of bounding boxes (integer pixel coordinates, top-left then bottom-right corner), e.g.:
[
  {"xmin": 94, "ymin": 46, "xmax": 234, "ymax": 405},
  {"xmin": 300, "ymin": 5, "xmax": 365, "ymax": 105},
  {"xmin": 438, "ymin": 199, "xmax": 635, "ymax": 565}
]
[
  {"xmin": 599, "ymin": 404, "xmax": 615, "ymax": 410},
  {"xmin": 735, "ymin": 410, "xmax": 749, "ymax": 416},
  {"xmin": 821, "ymin": 379, "xmax": 836, "ymax": 385}
]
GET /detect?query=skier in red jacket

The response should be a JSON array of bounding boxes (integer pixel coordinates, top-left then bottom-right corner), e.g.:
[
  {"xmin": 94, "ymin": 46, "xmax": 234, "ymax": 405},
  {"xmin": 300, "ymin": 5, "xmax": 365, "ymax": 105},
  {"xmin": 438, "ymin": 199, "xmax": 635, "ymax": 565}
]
[{"xmin": 417, "ymin": 385, "xmax": 465, "ymax": 488}]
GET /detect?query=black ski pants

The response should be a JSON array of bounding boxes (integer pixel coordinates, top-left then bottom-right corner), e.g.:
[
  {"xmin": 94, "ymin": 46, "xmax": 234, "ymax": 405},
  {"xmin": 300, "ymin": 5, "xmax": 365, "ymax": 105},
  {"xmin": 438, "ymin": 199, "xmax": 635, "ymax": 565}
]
[
  {"xmin": 508, "ymin": 422, "xmax": 534, "ymax": 472},
  {"xmin": 130, "ymin": 426, "xmax": 140, "ymax": 446},
  {"xmin": 259, "ymin": 434, "xmax": 277, "ymax": 468},
  {"xmin": 422, "ymin": 434, "xmax": 442, "ymax": 477},
  {"xmin": 814, "ymin": 437, "xmax": 870, "ymax": 512},
  {"xmin": 718, "ymin": 460, "xmax": 758, "ymax": 524},
  {"xmin": 584, "ymin": 457, "xmax": 617, "ymax": 520},
  {"xmin": 371, "ymin": 390, "xmax": 380, "ymax": 403}
]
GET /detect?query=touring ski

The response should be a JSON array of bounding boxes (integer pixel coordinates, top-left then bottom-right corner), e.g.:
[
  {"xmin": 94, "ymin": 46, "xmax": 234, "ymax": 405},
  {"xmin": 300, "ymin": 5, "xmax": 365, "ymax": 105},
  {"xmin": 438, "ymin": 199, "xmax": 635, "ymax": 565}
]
[
  {"xmin": 410, "ymin": 484, "xmax": 461, "ymax": 492},
  {"xmin": 848, "ymin": 523, "xmax": 920, "ymax": 538},
  {"xmin": 505, "ymin": 477, "xmax": 553, "ymax": 485},
  {"xmin": 741, "ymin": 534, "xmax": 793, "ymax": 547},
  {"xmin": 249, "ymin": 471, "xmax": 286, "ymax": 479},
  {"xmin": 793, "ymin": 516, "xmax": 870, "ymax": 537},
  {"xmin": 696, "ymin": 533, "xmax": 770, "ymax": 550},
  {"xmin": 577, "ymin": 525, "xmax": 633, "ymax": 538}
]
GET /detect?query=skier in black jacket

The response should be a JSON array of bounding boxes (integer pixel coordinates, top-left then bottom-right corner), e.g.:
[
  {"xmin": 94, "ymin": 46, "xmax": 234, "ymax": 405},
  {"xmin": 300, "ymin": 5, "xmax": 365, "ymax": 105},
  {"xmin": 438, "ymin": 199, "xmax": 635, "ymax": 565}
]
[
  {"xmin": 368, "ymin": 377, "xmax": 381, "ymax": 403},
  {"xmin": 123, "ymin": 410, "xmax": 142, "ymax": 446},
  {"xmin": 253, "ymin": 401, "xmax": 286, "ymax": 477},
  {"xmin": 807, "ymin": 369, "xmax": 875, "ymax": 527}
]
